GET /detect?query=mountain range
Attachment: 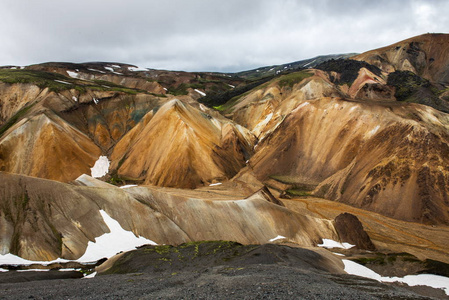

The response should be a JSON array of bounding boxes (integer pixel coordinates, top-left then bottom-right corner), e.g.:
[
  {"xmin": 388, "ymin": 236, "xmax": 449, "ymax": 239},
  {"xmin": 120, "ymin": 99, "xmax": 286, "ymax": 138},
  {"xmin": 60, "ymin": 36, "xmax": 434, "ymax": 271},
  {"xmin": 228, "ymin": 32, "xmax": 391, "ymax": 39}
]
[{"xmin": 1, "ymin": 33, "xmax": 449, "ymax": 297}]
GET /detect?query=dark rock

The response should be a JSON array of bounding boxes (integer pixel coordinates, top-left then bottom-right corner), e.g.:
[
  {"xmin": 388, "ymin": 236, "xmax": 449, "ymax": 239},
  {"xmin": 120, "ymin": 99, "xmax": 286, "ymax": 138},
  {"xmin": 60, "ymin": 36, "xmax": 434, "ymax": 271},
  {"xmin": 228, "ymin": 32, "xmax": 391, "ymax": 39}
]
[{"xmin": 334, "ymin": 213, "xmax": 376, "ymax": 250}]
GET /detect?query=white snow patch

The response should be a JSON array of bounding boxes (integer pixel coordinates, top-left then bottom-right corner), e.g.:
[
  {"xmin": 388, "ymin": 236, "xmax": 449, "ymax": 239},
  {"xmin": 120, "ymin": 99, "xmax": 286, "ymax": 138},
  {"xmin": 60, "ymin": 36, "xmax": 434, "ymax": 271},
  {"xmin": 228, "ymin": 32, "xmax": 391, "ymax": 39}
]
[
  {"xmin": 54, "ymin": 80, "xmax": 71, "ymax": 85},
  {"xmin": 93, "ymin": 98, "xmax": 99, "ymax": 105},
  {"xmin": 0, "ymin": 268, "xmax": 8, "ymax": 272},
  {"xmin": 77, "ymin": 210, "xmax": 156, "ymax": 262},
  {"xmin": 343, "ymin": 260, "xmax": 449, "ymax": 295},
  {"xmin": 17, "ymin": 269, "xmax": 49, "ymax": 272},
  {"xmin": 67, "ymin": 71, "xmax": 79, "ymax": 78},
  {"xmin": 333, "ymin": 252, "xmax": 345, "ymax": 256},
  {"xmin": 0, "ymin": 253, "xmax": 70, "ymax": 266},
  {"xmin": 209, "ymin": 182, "xmax": 222, "ymax": 186},
  {"xmin": 120, "ymin": 185, "xmax": 138, "ymax": 189},
  {"xmin": 90, "ymin": 156, "xmax": 110, "ymax": 178},
  {"xmin": 20, "ymin": 66, "xmax": 25, "ymax": 70},
  {"xmin": 10, "ymin": 67, "xmax": 17, "ymax": 69},
  {"xmin": 72, "ymin": 96, "xmax": 78, "ymax": 102},
  {"xmin": 303, "ymin": 59, "xmax": 317, "ymax": 67},
  {"xmin": 128, "ymin": 66, "xmax": 148, "ymax": 72},
  {"xmin": 163, "ymin": 87, "xmax": 168, "ymax": 91},
  {"xmin": 269, "ymin": 235, "xmax": 286, "ymax": 242},
  {"xmin": 88, "ymin": 68, "xmax": 106, "ymax": 74},
  {"xmin": 318, "ymin": 239, "xmax": 355, "ymax": 249},
  {"xmin": 104, "ymin": 66, "xmax": 122, "ymax": 75},
  {"xmin": 0, "ymin": 211, "xmax": 156, "ymax": 266},
  {"xmin": 83, "ymin": 271, "xmax": 97, "ymax": 279},
  {"xmin": 227, "ymin": 84, "xmax": 235, "ymax": 88},
  {"xmin": 195, "ymin": 89, "xmax": 206, "ymax": 96}
]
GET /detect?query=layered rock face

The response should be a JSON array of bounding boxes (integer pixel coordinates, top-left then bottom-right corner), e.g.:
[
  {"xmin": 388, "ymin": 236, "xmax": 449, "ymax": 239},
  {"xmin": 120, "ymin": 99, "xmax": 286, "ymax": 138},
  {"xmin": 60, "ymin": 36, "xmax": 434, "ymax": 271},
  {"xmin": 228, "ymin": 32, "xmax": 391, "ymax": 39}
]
[
  {"xmin": 0, "ymin": 172, "xmax": 337, "ymax": 261},
  {"xmin": 245, "ymin": 97, "xmax": 449, "ymax": 224}
]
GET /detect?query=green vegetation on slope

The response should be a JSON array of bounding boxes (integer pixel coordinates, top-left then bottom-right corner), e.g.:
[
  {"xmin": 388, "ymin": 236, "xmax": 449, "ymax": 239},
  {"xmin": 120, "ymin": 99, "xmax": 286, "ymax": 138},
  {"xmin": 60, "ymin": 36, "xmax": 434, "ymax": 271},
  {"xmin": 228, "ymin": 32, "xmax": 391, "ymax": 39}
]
[
  {"xmin": 386, "ymin": 70, "xmax": 449, "ymax": 113},
  {"xmin": 0, "ymin": 103, "xmax": 35, "ymax": 138},
  {"xmin": 277, "ymin": 71, "xmax": 313, "ymax": 88},
  {"xmin": 387, "ymin": 70, "xmax": 432, "ymax": 101},
  {"xmin": 0, "ymin": 69, "xmax": 155, "ymax": 96},
  {"xmin": 0, "ymin": 69, "xmax": 79, "ymax": 92}
]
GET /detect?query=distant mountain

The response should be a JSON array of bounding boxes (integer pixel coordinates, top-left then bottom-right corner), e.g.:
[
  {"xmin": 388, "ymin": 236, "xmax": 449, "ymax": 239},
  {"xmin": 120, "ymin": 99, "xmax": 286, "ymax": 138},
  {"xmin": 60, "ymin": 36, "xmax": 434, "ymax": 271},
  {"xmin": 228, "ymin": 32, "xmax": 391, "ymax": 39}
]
[{"xmin": 232, "ymin": 53, "xmax": 357, "ymax": 80}]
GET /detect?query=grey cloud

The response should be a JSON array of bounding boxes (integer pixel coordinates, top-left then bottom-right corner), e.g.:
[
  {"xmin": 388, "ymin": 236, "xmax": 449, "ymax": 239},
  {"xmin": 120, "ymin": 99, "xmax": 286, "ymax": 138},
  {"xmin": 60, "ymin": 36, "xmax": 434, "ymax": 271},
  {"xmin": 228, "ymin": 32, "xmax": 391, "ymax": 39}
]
[{"xmin": 0, "ymin": 0, "xmax": 448, "ymax": 72}]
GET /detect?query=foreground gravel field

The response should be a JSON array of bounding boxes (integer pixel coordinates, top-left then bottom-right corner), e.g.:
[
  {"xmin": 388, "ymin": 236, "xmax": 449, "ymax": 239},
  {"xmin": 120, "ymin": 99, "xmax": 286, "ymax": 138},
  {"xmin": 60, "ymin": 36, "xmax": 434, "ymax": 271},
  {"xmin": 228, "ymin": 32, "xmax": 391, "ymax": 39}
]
[{"xmin": 1, "ymin": 242, "xmax": 446, "ymax": 299}]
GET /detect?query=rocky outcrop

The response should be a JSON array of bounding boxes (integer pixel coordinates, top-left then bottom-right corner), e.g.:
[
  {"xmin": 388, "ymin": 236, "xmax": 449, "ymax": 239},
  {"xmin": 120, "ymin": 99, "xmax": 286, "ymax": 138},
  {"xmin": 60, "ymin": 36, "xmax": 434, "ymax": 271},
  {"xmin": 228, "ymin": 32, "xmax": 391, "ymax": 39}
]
[{"xmin": 333, "ymin": 213, "xmax": 375, "ymax": 251}]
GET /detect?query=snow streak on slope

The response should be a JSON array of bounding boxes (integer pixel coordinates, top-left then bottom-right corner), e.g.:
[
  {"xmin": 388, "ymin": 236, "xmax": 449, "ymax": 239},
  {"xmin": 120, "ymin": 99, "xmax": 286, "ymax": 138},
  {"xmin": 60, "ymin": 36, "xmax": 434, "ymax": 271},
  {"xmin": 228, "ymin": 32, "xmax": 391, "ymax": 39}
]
[
  {"xmin": 76, "ymin": 210, "xmax": 157, "ymax": 262},
  {"xmin": 0, "ymin": 210, "xmax": 156, "ymax": 265},
  {"xmin": 343, "ymin": 260, "xmax": 449, "ymax": 295}
]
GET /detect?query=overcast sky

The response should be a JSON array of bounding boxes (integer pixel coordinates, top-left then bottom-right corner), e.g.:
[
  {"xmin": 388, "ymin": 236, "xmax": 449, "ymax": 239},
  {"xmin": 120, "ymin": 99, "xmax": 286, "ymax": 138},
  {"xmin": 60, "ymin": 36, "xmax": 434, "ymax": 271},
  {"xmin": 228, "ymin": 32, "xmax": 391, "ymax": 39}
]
[{"xmin": 0, "ymin": 0, "xmax": 448, "ymax": 72}]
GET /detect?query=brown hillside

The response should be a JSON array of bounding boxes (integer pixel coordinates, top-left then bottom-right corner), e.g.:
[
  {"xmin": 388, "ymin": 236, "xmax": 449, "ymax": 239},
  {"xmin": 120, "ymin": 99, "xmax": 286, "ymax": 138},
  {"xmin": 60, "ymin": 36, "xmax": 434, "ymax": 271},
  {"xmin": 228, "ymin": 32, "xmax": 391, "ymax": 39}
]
[
  {"xmin": 111, "ymin": 99, "xmax": 256, "ymax": 188},
  {"xmin": 248, "ymin": 97, "xmax": 449, "ymax": 224},
  {"xmin": 353, "ymin": 33, "xmax": 449, "ymax": 84}
]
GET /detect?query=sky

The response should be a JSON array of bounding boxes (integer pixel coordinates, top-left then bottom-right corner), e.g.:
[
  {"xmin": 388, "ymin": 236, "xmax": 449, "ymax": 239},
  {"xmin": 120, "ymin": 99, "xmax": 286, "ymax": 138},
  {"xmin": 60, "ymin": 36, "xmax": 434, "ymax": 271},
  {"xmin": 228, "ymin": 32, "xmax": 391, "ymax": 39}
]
[{"xmin": 0, "ymin": 0, "xmax": 448, "ymax": 72}]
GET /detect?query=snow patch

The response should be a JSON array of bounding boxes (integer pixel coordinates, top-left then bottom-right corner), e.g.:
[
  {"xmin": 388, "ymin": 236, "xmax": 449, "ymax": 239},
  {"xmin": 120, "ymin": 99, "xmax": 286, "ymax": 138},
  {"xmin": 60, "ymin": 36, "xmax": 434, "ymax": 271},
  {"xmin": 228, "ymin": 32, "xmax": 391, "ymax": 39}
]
[
  {"xmin": 318, "ymin": 239, "xmax": 355, "ymax": 249},
  {"xmin": 88, "ymin": 68, "xmax": 106, "ymax": 74},
  {"xmin": 227, "ymin": 84, "xmax": 235, "ymax": 88},
  {"xmin": 0, "ymin": 253, "xmax": 70, "ymax": 266},
  {"xmin": 54, "ymin": 80, "xmax": 71, "ymax": 85},
  {"xmin": 17, "ymin": 269, "xmax": 49, "ymax": 272},
  {"xmin": 120, "ymin": 185, "xmax": 138, "ymax": 189},
  {"xmin": 104, "ymin": 66, "xmax": 122, "ymax": 75},
  {"xmin": 128, "ymin": 66, "xmax": 148, "ymax": 72},
  {"xmin": 195, "ymin": 89, "xmax": 206, "ymax": 96},
  {"xmin": 209, "ymin": 182, "xmax": 222, "ymax": 186},
  {"xmin": 77, "ymin": 210, "xmax": 156, "ymax": 262},
  {"xmin": 303, "ymin": 59, "xmax": 316, "ymax": 67},
  {"xmin": 0, "ymin": 210, "xmax": 156, "ymax": 266},
  {"xmin": 67, "ymin": 71, "xmax": 79, "ymax": 78},
  {"xmin": 343, "ymin": 260, "xmax": 449, "ymax": 295},
  {"xmin": 0, "ymin": 268, "xmax": 8, "ymax": 272},
  {"xmin": 83, "ymin": 271, "xmax": 97, "ymax": 279},
  {"xmin": 269, "ymin": 235, "xmax": 286, "ymax": 242},
  {"xmin": 90, "ymin": 156, "xmax": 110, "ymax": 178},
  {"xmin": 93, "ymin": 98, "xmax": 99, "ymax": 105},
  {"xmin": 72, "ymin": 96, "xmax": 78, "ymax": 102}
]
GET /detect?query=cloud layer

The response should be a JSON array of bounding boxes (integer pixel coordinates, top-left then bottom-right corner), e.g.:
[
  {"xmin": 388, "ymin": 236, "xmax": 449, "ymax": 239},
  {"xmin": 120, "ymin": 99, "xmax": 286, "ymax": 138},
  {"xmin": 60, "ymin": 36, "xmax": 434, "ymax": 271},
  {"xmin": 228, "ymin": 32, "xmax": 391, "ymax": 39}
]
[{"xmin": 1, "ymin": 0, "xmax": 448, "ymax": 72}]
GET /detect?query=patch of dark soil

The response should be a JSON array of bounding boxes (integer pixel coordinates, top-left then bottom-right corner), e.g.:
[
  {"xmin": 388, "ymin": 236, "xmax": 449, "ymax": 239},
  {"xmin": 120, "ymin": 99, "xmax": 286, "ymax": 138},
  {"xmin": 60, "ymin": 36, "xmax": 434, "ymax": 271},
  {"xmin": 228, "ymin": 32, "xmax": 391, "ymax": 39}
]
[{"xmin": 100, "ymin": 241, "xmax": 340, "ymax": 275}]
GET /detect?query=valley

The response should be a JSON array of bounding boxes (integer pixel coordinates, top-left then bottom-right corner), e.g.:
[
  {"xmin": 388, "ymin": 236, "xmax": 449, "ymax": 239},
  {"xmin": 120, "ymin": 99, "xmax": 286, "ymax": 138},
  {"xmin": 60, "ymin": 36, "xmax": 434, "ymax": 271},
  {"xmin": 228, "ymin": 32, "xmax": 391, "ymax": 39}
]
[{"xmin": 1, "ymin": 33, "xmax": 449, "ymax": 298}]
